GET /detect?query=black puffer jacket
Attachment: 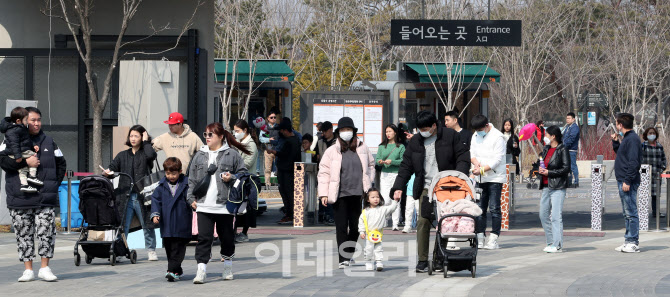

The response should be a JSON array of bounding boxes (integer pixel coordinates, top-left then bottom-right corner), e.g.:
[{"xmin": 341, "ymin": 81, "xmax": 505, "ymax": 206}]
[
  {"xmin": 0, "ymin": 117, "xmax": 34, "ymax": 159},
  {"xmin": 539, "ymin": 143, "xmax": 570, "ymax": 190},
  {"xmin": 108, "ymin": 141, "xmax": 157, "ymax": 194},
  {"xmin": 391, "ymin": 125, "xmax": 470, "ymax": 199}
]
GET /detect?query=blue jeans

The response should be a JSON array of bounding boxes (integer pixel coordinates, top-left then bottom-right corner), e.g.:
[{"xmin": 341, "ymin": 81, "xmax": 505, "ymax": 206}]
[
  {"xmin": 617, "ymin": 181, "xmax": 639, "ymax": 245},
  {"xmin": 539, "ymin": 188, "xmax": 566, "ymax": 248},
  {"xmin": 123, "ymin": 193, "xmax": 156, "ymax": 251},
  {"xmin": 569, "ymin": 151, "xmax": 579, "ymax": 185},
  {"xmin": 476, "ymin": 183, "xmax": 503, "ymax": 236}
]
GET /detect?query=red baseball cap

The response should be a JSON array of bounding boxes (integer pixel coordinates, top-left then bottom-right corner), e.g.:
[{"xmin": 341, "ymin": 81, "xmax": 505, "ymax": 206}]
[{"xmin": 164, "ymin": 112, "xmax": 184, "ymax": 125}]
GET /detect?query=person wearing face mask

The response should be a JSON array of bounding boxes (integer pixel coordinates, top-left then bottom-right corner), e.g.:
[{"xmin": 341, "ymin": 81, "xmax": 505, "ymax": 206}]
[
  {"xmin": 232, "ymin": 119, "xmax": 260, "ymax": 242},
  {"xmin": 469, "ymin": 115, "xmax": 507, "ymax": 250},
  {"xmin": 389, "ymin": 111, "xmax": 470, "ymax": 273},
  {"xmin": 318, "ymin": 117, "xmax": 375, "ymax": 268},
  {"xmin": 537, "ymin": 126, "xmax": 570, "ymax": 253},
  {"xmin": 641, "ymin": 127, "xmax": 666, "ymax": 218},
  {"xmin": 610, "ymin": 113, "xmax": 642, "ymax": 253},
  {"xmin": 266, "ymin": 117, "xmax": 302, "ymax": 224}
]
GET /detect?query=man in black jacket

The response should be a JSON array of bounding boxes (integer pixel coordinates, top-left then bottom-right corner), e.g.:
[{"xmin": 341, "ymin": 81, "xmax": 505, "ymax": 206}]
[
  {"xmin": 391, "ymin": 111, "xmax": 470, "ymax": 273},
  {"xmin": 611, "ymin": 113, "xmax": 642, "ymax": 253},
  {"xmin": 267, "ymin": 117, "xmax": 301, "ymax": 224},
  {"xmin": 444, "ymin": 110, "xmax": 472, "ymax": 150},
  {"xmin": 0, "ymin": 107, "xmax": 66, "ymax": 282}
]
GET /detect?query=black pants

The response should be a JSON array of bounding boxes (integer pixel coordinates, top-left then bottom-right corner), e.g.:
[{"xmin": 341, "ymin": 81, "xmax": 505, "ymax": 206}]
[
  {"xmin": 277, "ymin": 170, "xmax": 294, "ymax": 218},
  {"xmin": 195, "ymin": 212, "xmax": 235, "ymax": 264},
  {"xmin": 333, "ymin": 195, "xmax": 362, "ymax": 262},
  {"xmin": 163, "ymin": 237, "xmax": 190, "ymax": 275}
]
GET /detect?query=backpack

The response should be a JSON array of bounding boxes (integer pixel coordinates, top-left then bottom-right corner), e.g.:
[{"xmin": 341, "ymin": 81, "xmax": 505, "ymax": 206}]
[{"xmin": 227, "ymin": 173, "xmax": 262, "ymax": 214}]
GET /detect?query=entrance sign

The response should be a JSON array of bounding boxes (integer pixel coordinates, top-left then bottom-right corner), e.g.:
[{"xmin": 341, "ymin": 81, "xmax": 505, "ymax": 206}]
[{"xmin": 391, "ymin": 20, "xmax": 522, "ymax": 46}]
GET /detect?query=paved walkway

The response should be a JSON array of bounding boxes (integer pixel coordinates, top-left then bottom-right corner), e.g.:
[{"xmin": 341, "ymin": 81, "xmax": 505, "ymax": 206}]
[{"xmin": 1, "ymin": 180, "xmax": 669, "ymax": 296}]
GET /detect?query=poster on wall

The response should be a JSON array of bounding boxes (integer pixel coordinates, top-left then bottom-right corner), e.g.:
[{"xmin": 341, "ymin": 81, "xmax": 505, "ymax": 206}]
[{"xmin": 312, "ymin": 98, "xmax": 385, "ymax": 154}]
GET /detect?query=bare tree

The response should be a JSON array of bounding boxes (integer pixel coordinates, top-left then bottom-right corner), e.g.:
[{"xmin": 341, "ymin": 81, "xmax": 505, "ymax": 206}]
[{"xmin": 46, "ymin": 0, "xmax": 199, "ymax": 170}]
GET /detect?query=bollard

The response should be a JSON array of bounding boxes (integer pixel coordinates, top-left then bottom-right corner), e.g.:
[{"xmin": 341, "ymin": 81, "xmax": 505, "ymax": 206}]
[
  {"xmin": 293, "ymin": 163, "xmax": 305, "ymax": 228},
  {"xmin": 591, "ymin": 164, "xmax": 605, "ymax": 231},
  {"xmin": 664, "ymin": 173, "xmax": 670, "ymax": 230},
  {"xmin": 62, "ymin": 170, "xmax": 74, "ymax": 234},
  {"xmin": 638, "ymin": 165, "xmax": 651, "ymax": 232},
  {"xmin": 501, "ymin": 164, "xmax": 511, "ymax": 231}
]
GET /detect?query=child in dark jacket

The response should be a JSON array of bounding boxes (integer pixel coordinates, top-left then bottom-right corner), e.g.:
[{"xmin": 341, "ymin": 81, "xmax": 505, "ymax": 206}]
[
  {"xmin": 0, "ymin": 107, "xmax": 42, "ymax": 193},
  {"xmin": 150, "ymin": 157, "xmax": 192, "ymax": 282}
]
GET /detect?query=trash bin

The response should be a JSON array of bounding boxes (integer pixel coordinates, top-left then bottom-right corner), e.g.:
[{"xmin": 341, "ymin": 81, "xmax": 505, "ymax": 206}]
[{"xmin": 58, "ymin": 181, "xmax": 86, "ymax": 228}]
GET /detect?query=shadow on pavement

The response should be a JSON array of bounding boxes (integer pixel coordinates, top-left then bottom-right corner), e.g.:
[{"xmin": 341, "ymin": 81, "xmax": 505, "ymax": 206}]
[{"xmin": 57, "ymin": 270, "xmax": 117, "ymax": 280}]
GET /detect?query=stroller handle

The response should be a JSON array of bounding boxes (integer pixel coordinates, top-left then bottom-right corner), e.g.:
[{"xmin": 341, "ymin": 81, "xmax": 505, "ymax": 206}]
[{"xmin": 111, "ymin": 172, "xmax": 135, "ymax": 197}]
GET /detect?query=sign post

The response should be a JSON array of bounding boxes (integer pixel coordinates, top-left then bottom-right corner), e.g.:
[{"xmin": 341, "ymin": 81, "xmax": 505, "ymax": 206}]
[{"xmin": 391, "ymin": 20, "xmax": 522, "ymax": 47}]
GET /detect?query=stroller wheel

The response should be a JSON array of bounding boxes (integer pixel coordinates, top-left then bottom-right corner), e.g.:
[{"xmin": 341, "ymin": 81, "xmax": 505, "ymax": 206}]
[
  {"xmin": 130, "ymin": 250, "xmax": 137, "ymax": 264},
  {"xmin": 526, "ymin": 183, "xmax": 532, "ymax": 189},
  {"xmin": 428, "ymin": 261, "xmax": 433, "ymax": 275},
  {"xmin": 74, "ymin": 254, "xmax": 81, "ymax": 266},
  {"xmin": 443, "ymin": 263, "xmax": 448, "ymax": 278},
  {"xmin": 532, "ymin": 183, "xmax": 539, "ymax": 189},
  {"xmin": 85, "ymin": 254, "xmax": 93, "ymax": 264},
  {"xmin": 471, "ymin": 264, "xmax": 476, "ymax": 278},
  {"xmin": 110, "ymin": 254, "xmax": 116, "ymax": 266}
]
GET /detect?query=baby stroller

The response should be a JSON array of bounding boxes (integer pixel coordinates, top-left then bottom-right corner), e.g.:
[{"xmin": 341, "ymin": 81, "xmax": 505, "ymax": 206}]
[
  {"xmin": 426, "ymin": 171, "xmax": 480, "ymax": 278},
  {"xmin": 525, "ymin": 161, "xmax": 540, "ymax": 189},
  {"xmin": 73, "ymin": 172, "xmax": 137, "ymax": 266}
]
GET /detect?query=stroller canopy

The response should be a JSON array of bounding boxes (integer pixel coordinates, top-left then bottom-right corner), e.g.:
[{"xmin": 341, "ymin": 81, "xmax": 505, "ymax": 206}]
[{"xmin": 428, "ymin": 170, "xmax": 475, "ymax": 203}]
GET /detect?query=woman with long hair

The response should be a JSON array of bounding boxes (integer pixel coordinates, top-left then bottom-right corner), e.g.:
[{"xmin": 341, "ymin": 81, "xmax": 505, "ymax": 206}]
[
  {"xmin": 318, "ymin": 117, "xmax": 375, "ymax": 268},
  {"xmin": 502, "ymin": 118, "xmax": 521, "ymax": 175},
  {"xmin": 103, "ymin": 125, "xmax": 158, "ymax": 261},
  {"xmin": 187, "ymin": 122, "xmax": 249, "ymax": 284},
  {"xmin": 537, "ymin": 125, "xmax": 570, "ymax": 253},
  {"xmin": 232, "ymin": 119, "xmax": 260, "ymax": 243},
  {"xmin": 375, "ymin": 124, "xmax": 405, "ymax": 230}
]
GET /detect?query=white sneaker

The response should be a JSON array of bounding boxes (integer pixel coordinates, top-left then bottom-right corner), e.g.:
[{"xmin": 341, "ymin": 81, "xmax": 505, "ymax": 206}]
[
  {"xmin": 542, "ymin": 245, "xmax": 551, "ymax": 252},
  {"xmin": 38, "ymin": 267, "xmax": 57, "ymax": 282},
  {"xmin": 338, "ymin": 261, "xmax": 350, "ymax": 269},
  {"xmin": 446, "ymin": 241, "xmax": 461, "ymax": 250},
  {"xmin": 193, "ymin": 268, "xmax": 206, "ymax": 284},
  {"xmin": 477, "ymin": 233, "xmax": 485, "ymax": 248},
  {"xmin": 148, "ymin": 250, "xmax": 158, "ymax": 261},
  {"xmin": 402, "ymin": 226, "xmax": 411, "ymax": 233},
  {"xmin": 392, "ymin": 225, "xmax": 399, "ymax": 231},
  {"xmin": 614, "ymin": 243, "xmax": 626, "ymax": 252},
  {"xmin": 223, "ymin": 262, "xmax": 234, "ymax": 280},
  {"xmin": 365, "ymin": 262, "xmax": 374, "ymax": 271},
  {"xmin": 621, "ymin": 243, "xmax": 640, "ymax": 253},
  {"xmin": 484, "ymin": 234, "xmax": 499, "ymax": 250},
  {"xmin": 18, "ymin": 270, "xmax": 34, "ymax": 282},
  {"xmin": 375, "ymin": 261, "xmax": 384, "ymax": 271},
  {"xmin": 545, "ymin": 246, "xmax": 562, "ymax": 253}
]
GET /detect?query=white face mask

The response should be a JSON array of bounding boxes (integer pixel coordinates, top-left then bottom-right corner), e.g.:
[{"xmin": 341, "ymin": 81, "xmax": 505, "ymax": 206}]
[
  {"xmin": 419, "ymin": 126, "xmax": 434, "ymax": 138},
  {"xmin": 234, "ymin": 131, "xmax": 245, "ymax": 140},
  {"xmin": 543, "ymin": 137, "xmax": 551, "ymax": 145},
  {"xmin": 340, "ymin": 131, "xmax": 354, "ymax": 142},
  {"xmin": 648, "ymin": 134, "xmax": 657, "ymax": 141}
]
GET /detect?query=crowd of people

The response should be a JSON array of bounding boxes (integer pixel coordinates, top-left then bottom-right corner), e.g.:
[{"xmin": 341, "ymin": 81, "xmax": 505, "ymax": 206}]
[{"xmin": 1, "ymin": 105, "xmax": 666, "ymax": 282}]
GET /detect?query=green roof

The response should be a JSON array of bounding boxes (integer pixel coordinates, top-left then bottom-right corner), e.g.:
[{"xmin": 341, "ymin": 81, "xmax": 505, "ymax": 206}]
[
  {"xmin": 214, "ymin": 59, "xmax": 294, "ymax": 82},
  {"xmin": 406, "ymin": 63, "xmax": 500, "ymax": 83}
]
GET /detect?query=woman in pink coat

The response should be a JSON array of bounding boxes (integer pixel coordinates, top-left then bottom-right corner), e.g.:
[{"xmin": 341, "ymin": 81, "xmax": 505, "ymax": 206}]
[{"xmin": 318, "ymin": 117, "xmax": 375, "ymax": 268}]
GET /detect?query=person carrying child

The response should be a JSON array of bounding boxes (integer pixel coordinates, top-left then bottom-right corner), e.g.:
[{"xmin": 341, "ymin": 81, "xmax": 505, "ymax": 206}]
[
  {"xmin": 0, "ymin": 107, "xmax": 43, "ymax": 193},
  {"xmin": 150, "ymin": 157, "xmax": 192, "ymax": 282},
  {"xmin": 358, "ymin": 188, "xmax": 399, "ymax": 271}
]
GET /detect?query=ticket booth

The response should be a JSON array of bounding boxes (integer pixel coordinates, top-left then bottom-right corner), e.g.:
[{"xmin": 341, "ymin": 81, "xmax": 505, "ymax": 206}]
[
  {"xmin": 351, "ymin": 61, "xmax": 499, "ymax": 132},
  {"xmin": 213, "ymin": 59, "xmax": 294, "ymax": 126}
]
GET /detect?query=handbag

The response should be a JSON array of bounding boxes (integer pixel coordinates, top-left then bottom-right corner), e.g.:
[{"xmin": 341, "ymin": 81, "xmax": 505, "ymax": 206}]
[
  {"xmin": 192, "ymin": 164, "xmax": 218, "ymax": 198},
  {"xmin": 362, "ymin": 209, "xmax": 382, "ymax": 243},
  {"xmin": 135, "ymin": 160, "xmax": 165, "ymax": 205}
]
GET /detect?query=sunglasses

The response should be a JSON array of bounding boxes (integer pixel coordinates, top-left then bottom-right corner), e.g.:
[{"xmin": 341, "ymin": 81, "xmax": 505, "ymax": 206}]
[
  {"xmin": 268, "ymin": 116, "xmax": 276, "ymax": 119},
  {"xmin": 203, "ymin": 132, "xmax": 216, "ymax": 138}
]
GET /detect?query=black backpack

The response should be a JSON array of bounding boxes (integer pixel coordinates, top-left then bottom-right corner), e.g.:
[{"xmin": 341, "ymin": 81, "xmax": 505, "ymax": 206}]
[{"xmin": 78, "ymin": 175, "xmax": 119, "ymax": 226}]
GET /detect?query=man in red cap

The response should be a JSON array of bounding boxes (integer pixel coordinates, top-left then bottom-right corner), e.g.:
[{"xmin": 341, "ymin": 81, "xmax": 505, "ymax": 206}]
[{"xmin": 152, "ymin": 112, "xmax": 203, "ymax": 174}]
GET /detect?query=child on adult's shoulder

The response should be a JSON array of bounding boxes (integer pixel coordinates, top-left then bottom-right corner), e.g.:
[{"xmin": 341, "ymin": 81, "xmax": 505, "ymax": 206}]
[
  {"xmin": 0, "ymin": 107, "xmax": 43, "ymax": 193},
  {"xmin": 150, "ymin": 157, "xmax": 192, "ymax": 282},
  {"xmin": 358, "ymin": 188, "xmax": 399, "ymax": 272}
]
